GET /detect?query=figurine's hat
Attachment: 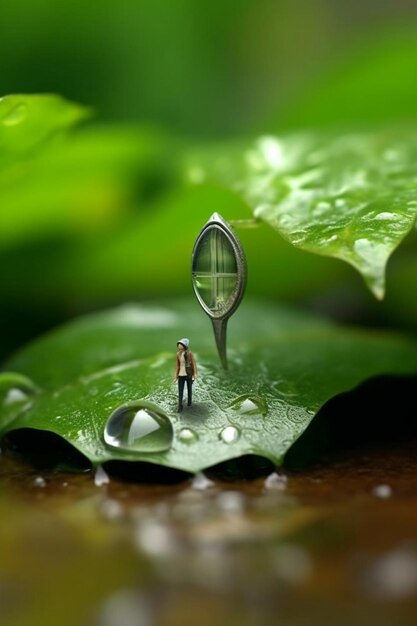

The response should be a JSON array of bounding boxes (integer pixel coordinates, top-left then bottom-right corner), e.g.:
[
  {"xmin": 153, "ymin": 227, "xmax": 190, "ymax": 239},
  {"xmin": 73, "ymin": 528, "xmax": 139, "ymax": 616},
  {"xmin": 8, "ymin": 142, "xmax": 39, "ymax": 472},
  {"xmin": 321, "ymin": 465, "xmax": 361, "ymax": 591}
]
[{"xmin": 177, "ymin": 338, "xmax": 190, "ymax": 349}]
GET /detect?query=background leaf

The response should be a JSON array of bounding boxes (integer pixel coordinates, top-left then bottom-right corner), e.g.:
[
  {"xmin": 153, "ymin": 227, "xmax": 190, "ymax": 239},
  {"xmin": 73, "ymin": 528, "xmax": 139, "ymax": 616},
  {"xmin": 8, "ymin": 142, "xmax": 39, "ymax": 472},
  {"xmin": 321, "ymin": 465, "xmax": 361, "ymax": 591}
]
[
  {"xmin": 2, "ymin": 300, "xmax": 417, "ymax": 473},
  {"xmin": 188, "ymin": 128, "xmax": 417, "ymax": 298}
]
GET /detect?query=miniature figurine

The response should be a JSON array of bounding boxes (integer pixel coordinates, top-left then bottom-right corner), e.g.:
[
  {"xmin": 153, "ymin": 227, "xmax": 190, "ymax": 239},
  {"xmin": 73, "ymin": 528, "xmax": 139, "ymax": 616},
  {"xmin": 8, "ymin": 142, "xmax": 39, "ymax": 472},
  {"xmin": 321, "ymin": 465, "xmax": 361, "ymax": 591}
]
[{"xmin": 174, "ymin": 338, "xmax": 198, "ymax": 412}]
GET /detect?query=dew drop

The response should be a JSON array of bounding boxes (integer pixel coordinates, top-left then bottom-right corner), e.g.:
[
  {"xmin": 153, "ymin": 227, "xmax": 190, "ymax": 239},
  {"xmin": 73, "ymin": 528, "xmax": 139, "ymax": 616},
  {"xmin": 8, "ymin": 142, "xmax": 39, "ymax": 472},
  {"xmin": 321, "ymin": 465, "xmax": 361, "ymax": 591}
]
[
  {"xmin": 372, "ymin": 484, "xmax": 392, "ymax": 499},
  {"xmin": 2, "ymin": 103, "xmax": 27, "ymax": 126},
  {"xmin": 33, "ymin": 476, "xmax": 46, "ymax": 488},
  {"xmin": 264, "ymin": 472, "xmax": 288, "ymax": 491},
  {"xmin": 375, "ymin": 212, "xmax": 397, "ymax": 221},
  {"xmin": 192, "ymin": 473, "xmax": 214, "ymax": 490},
  {"xmin": 219, "ymin": 425, "xmax": 240, "ymax": 443},
  {"xmin": 0, "ymin": 373, "xmax": 38, "ymax": 406},
  {"xmin": 229, "ymin": 394, "xmax": 268, "ymax": 416},
  {"xmin": 94, "ymin": 464, "xmax": 110, "ymax": 487},
  {"xmin": 178, "ymin": 428, "xmax": 199, "ymax": 444},
  {"xmin": 104, "ymin": 401, "xmax": 173, "ymax": 453}
]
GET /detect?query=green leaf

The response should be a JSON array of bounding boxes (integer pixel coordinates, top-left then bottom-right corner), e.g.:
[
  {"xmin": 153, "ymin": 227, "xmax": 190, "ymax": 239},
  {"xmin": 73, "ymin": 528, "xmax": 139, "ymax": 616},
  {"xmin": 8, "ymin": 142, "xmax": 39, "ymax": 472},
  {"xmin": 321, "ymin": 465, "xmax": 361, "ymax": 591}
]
[
  {"xmin": 0, "ymin": 93, "xmax": 90, "ymax": 158},
  {"xmin": 276, "ymin": 26, "xmax": 417, "ymax": 130},
  {"xmin": 1, "ymin": 300, "xmax": 417, "ymax": 473},
  {"xmin": 0, "ymin": 123, "xmax": 170, "ymax": 249},
  {"xmin": 187, "ymin": 128, "xmax": 417, "ymax": 298}
]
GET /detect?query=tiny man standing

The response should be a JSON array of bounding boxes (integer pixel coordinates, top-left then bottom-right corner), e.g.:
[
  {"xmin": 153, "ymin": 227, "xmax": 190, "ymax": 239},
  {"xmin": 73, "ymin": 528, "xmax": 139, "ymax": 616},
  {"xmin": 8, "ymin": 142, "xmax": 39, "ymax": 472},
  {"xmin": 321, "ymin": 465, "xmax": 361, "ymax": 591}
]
[{"xmin": 174, "ymin": 338, "xmax": 197, "ymax": 412}]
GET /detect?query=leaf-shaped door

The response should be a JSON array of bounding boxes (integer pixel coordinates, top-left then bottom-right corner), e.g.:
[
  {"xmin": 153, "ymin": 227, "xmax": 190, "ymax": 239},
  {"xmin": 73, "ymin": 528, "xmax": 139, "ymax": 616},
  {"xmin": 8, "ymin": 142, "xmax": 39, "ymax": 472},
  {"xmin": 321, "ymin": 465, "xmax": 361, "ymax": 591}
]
[{"xmin": 192, "ymin": 213, "xmax": 247, "ymax": 367}]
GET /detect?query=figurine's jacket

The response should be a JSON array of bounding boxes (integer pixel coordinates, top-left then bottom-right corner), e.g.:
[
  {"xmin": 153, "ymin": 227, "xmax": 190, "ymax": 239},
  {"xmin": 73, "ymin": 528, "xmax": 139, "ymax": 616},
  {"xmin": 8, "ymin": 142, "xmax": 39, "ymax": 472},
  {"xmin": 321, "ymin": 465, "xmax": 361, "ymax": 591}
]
[{"xmin": 175, "ymin": 350, "xmax": 197, "ymax": 377}]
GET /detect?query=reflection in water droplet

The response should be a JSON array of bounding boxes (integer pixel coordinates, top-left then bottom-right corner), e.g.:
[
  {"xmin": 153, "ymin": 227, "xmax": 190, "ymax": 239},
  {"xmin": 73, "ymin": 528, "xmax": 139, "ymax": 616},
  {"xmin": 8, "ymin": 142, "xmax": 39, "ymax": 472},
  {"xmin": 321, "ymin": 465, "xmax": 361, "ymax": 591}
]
[
  {"xmin": 4, "ymin": 388, "xmax": 29, "ymax": 405},
  {"xmin": 178, "ymin": 428, "xmax": 199, "ymax": 444},
  {"xmin": 2, "ymin": 103, "xmax": 27, "ymax": 126},
  {"xmin": 101, "ymin": 499, "xmax": 124, "ymax": 520},
  {"xmin": 229, "ymin": 394, "xmax": 268, "ymax": 416},
  {"xmin": 216, "ymin": 490, "xmax": 245, "ymax": 514},
  {"xmin": 219, "ymin": 425, "xmax": 240, "ymax": 443},
  {"xmin": 104, "ymin": 401, "xmax": 173, "ymax": 452}
]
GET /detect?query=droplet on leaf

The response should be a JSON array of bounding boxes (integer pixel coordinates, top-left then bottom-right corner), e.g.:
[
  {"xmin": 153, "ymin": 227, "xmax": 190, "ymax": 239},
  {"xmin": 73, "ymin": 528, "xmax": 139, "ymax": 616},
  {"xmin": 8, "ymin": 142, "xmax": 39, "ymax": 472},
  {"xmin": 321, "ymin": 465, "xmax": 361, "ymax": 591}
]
[
  {"xmin": 219, "ymin": 425, "xmax": 240, "ymax": 443},
  {"xmin": 104, "ymin": 401, "xmax": 173, "ymax": 453},
  {"xmin": 229, "ymin": 394, "xmax": 268, "ymax": 416},
  {"xmin": 178, "ymin": 428, "xmax": 199, "ymax": 444},
  {"xmin": 0, "ymin": 372, "xmax": 39, "ymax": 406}
]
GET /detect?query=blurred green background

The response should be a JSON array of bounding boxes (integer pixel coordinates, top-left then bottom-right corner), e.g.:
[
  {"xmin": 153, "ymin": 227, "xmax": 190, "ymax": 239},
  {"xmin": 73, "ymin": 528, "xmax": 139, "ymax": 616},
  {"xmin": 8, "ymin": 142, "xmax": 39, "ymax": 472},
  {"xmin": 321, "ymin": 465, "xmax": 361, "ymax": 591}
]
[{"xmin": 2, "ymin": 0, "xmax": 417, "ymax": 360}]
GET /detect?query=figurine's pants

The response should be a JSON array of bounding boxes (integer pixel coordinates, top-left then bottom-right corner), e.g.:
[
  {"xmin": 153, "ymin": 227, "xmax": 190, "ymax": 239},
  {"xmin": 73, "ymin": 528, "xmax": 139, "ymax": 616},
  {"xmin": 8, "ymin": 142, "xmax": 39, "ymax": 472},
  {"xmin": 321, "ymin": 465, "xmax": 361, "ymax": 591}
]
[{"xmin": 178, "ymin": 375, "xmax": 193, "ymax": 406}]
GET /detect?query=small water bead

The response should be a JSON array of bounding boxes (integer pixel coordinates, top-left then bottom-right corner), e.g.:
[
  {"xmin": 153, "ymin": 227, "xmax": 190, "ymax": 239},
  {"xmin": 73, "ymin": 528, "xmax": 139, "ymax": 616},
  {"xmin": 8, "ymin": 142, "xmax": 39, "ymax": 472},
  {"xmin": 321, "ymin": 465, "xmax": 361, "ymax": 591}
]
[
  {"xmin": 104, "ymin": 401, "xmax": 173, "ymax": 453},
  {"xmin": 191, "ymin": 473, "xmax": 215, "ymax": 491},
  {"xmin": 219, "ymin": 425, "xmax": 240, "ymax": 444},
  {"xmin": 372, "ymin": 484, "xmax": 392, "ymax": 499},
  {"xmin": 94, "ymin": 465, "xmax": 110, "ymax": 487},
  {"xmin": 178, "ymin": 428, "xmax": 199, "ymax": 444},
  {"xmin": 229, "ymin": 394, "xmax": 268, "ymax": 417},
  {"xmin": 33, "ymin": 476, "xmax": 46, "ymax": 488},
  {"xmin": 0, "ymin": 373, "xmax": 39, "ymax": 406}
]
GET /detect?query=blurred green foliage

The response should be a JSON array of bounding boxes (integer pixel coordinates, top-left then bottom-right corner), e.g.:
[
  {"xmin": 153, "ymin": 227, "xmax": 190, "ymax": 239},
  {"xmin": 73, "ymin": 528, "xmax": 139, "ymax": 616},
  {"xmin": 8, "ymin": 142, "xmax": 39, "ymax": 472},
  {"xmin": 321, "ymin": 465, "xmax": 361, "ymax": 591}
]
[{"xmin": 2, "ymin": 0, "xmax": 417, "ymax": 360}]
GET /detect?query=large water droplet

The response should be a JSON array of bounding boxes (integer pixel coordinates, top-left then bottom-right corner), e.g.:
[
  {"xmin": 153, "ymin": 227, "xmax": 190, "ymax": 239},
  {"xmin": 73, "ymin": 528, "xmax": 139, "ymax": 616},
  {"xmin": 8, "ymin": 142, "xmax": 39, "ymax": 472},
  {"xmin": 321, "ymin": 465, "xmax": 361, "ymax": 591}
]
[
  {"xmin": 2, "ymin": 103, "xmax": 27, "ymax": 126},
  {"xmin": 104, "ymin": 401, "xmax": 173, "ymax": 452},
  {"xmin": 219, "ymin": 425, "xmax": 240, "ymax": 443},
  {"xmin": 178, "ymin": 428, "xmax": 199, "ymax": 444},
  {"xmin": 229, "ymin": 394, "xmax": 268, "ymax": 416},
  {"xmin": 0, "ymin": 372, "xmax": 39, "ymax": 406}
]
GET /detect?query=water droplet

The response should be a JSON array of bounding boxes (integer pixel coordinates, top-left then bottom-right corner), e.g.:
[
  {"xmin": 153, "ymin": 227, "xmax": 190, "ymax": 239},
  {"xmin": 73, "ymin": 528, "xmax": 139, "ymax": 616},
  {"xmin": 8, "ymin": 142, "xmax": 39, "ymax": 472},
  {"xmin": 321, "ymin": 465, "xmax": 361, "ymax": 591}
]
[
  {"xmin": 94, "ymin": 465, "xmax": 110, "ymax": 487},
  {"xmin": 216, "ymin": 490, "xmax": 245, "ymax": 514},
  {"xmin": 178, "ymin": 428, "xmax": 199, "ymax": 444},
  {"xmin": 372, "ymin": 484, "xmax": 392, "ymax": 499},
  {"xmin": 0, "ymin": 373, "xmax": 39, "ymax": 406},
  {"xmin": 2, "ymin": 103, "xmax": 27, "ymax": 126},
  {"xmin": 375, "ymin": 212, "xmax": 397, "ymax": 221},
  {"xmin": 191, "ymin": 473, "xmax": 214, "ymax": 490},
  {"xmin": 264, "ymin": 472, "xmax": 288, "ymax": 491},
  {"xmin": 219, "ymin": 425, "xmax": 240, "ymax": 443},
  {"xmin": 362, "ymin": 548, "xmax": 417, "ymax": 599},
  {"xmin": 104, "ymin": 401, "xmax": 173, "ymax": 453},
  {"xmin": 33, "ymin": 476, "xmax": 46, "ymax": 488},
  {"xmin": 229, "ymin": 394, "xmax": 268, "ymax": 416},
  {"xmin": 4, "ymin": 388, "xmax": 29, "ymax": 405}
]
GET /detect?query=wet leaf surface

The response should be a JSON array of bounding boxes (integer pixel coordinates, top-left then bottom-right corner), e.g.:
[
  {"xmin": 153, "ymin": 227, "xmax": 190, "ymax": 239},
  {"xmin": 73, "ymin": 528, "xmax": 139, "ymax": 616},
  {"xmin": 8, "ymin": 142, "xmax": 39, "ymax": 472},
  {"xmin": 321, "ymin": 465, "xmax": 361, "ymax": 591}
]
[
  {"xmin": 188, "ymin": 128, "xmax": 417, "ymax": 298},
  {"xmin": 1, "ymin": 299, "xmax": 417, "ymax": 472}
]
